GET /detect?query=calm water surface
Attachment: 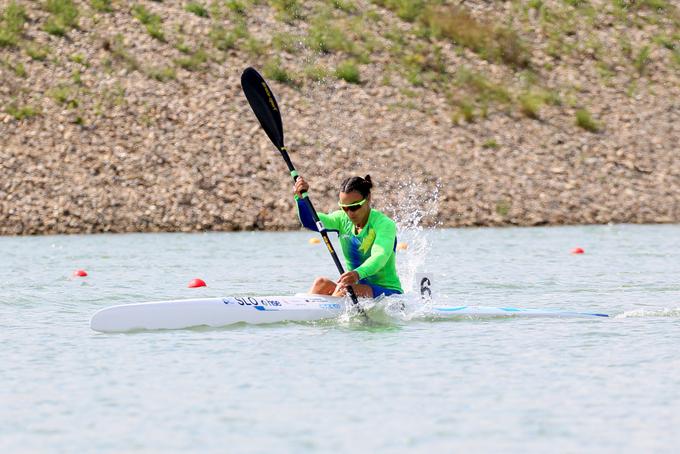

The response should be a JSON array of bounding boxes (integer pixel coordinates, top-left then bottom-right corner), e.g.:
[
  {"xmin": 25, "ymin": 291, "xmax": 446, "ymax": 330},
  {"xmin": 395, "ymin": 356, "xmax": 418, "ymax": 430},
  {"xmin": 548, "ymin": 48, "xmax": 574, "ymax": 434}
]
[{"xmin": 1, "ymin": 224, "xmax": 679, "ymax": 453}]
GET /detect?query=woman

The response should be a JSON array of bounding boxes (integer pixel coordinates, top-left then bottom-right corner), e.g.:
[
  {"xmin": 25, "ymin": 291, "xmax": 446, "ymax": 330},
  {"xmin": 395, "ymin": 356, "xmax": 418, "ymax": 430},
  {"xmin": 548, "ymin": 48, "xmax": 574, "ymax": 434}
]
[{"xmin": 294, "ymin": 175, "xmax": 403, "ymax": 298}]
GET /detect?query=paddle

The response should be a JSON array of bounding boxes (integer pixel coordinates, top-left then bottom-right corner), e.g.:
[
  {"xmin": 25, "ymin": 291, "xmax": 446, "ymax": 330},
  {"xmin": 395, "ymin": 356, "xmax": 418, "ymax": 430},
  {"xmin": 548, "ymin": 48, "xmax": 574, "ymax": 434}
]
[{"xmin": 240, "ymin": 67, "xmax": 362, "ymax": 309}]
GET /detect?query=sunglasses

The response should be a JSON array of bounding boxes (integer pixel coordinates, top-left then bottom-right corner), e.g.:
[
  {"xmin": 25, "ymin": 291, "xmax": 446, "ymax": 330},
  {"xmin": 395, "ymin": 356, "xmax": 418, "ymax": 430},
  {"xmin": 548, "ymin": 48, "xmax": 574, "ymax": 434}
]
[{"xmin": 338, "ymin": 198, "xmax": 367, "ymax": 212}]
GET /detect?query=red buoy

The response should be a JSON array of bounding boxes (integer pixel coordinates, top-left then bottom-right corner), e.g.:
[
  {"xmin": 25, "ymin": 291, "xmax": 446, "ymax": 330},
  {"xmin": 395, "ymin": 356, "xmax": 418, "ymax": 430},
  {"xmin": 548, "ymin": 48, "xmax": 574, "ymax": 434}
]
[
  {"xmin": 571, "ymin": 247, "xmax": 585, "ymax": 254},
  {"xmin": 188, "ymin": 278, "xmax": 207, "ymax": 288},
  {"xmin": 73, "ymin": 269, "xmax": 88, "ymax": 277}
]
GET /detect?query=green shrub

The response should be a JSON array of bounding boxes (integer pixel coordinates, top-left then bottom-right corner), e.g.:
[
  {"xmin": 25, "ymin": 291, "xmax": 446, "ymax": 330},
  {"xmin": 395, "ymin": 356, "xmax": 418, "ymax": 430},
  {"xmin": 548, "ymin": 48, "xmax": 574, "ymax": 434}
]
[
  {"xmin": 496, "ymin": 200, "xmax": 510, "ymax": 216},
  {"xmin": 528, "ymin": 0, "xmax": 543, "ymax": 9},
  {"xmin": 518, "ymin": 92, "xmax": 542, "ymax": 119},
  {"xmin": 483, "ymin": 139, "xmax": 499, "ymax": 149},
  {"xmin": 619, "ymin": 36, "xmax": 633, "ymax": 58},
  {"xmin": 642, "ymin": 0, "xmax": 670, "ymax": 9},
  {"xmin": 615, "ymin": 0, "xmax": 670, "ymax": 10},
  {"xmin": 304, "ymin": 64, "xmax": 329, "ymax": 81},
  {"xmin": 332, "ymin": 0, "xmax": 357, "ymax": 13},
  {"xmin": 132, "ymin": 2, "xmax": 155, "ymax": 20},
  {"xmin": 11, "ymin": 61, "xmax": 27, "ymax": 77},
  {"xmin": 147, "ymin": 66, "xmax": 176, "ymax": 81},
  {"xmin": 653, "ymin": 34, "xmax": 678, "ymax": 50},
  {"xmin": 263, "ymin": 57, "xmax": 294, "ymax": 84},
  {"xmin": 564, "ymin": 0, "xmax": 589, "ymax": 7},
  {"xmin": 69, "ymin": 53, "xmax": 88, "ymax": 65},
  {"xmin": 367, "ymin": 10, "xmax": 381, "ymax": 21},
  {"xmin": 108, "ymin": 33, "xmax": 140, "ymax": 70},
  {"xmin": 4, "ymin": 2, "xmax": 26, "ymax": 33},
  {"xmin": 44, "ymin": 0, "xmax": 79, "ymax": 36},
  {"xmin": 306, "ymin": 21, "xmax": 354, "ymax": 54},
  {"xmin": 209, "ymin": 23, "xmax": 247, "ymax": 50},
  {"xmin": 132, "ymin": 4, "xmax": 165, "ymax": 41},
  {"xmin": 5, "ymin": 103, "xmax": 40, "ymax": 120},
  {"xmin": 458, "ymin": 100, "xmax": 475, "ymax": 122},
  {"xmin": 175, "ymin": 48, "xmax": 208, "ymax": 71},
  {"xmin": 575, "ymin": 108, "xmax": 599, "ymax": 132},
  {"xmin": 0, "ymin": 1, "xmax": 27, "ymax": 47},
  {"xmin": 405, "ymin": 67, "xmax": 423, "ymax": 86},
  {"xmin": 272, "ymin": 32, "xmax": 302, "ymax": 53},
  {"xmin": 71, "ymin": 69, "xmax": 82, "ymax": 85},
  {"xmin": 543, "ymin": 90, "xmax": 562, "ymax": 106},
  {"xmin": 225, "ymin": 0, "xmax": 247, "ymax": 16},
  {"xmin": 401, "ymin": 45, "xmax": 447, "ymax": 86},
  {"xmin": 422, "ymin": 5, "xmax": 530, "ymax": 68},
  {"xmin": 270, "ymin": 0, "xmax": 302, "ymax": 22},
  {"xmin": 0, "ymin": 28, "xmax": 15, "ymax": 47},
  {"xmin": 175, "ymin": 40, "xmax": 191, "ymax": 53},
  {"xmin": 43, "ymin": 20, "xmax": 65, "ymax": 36},
  {"xmin": 400, "ymin": 87, "xmax": 416, "ymax": 98},
  {"xmin": 244, "ymin": 36, "xmax": 264, "ymax": 56},
  {"xmin": 335, "ymin": 60, "xmax": 360, "ymax": 83},
  {"xmin": 456, "ymin": 68, "xmax": 512, "ymax": 104},
  {"xmin": 91, "ymin": 0, "xmax": 113, "ymax": 12},
  {"xmin": 49, "ymin": 85, "xmax": 79, "ymax": 108},
  {"xmin": 633, "ymin": 45, "xmax": 650, "ymax": 75},
  {"xmin": 25, "ymin": 44, "xmax": 49, "ymax": 60},
  {"xmin": 185, "ymin": 2, "xmax": 209, "ymax": 17},
  {"xmin": 372, "ymin": 0, "xmax": 424, "ymax": 22},
  {"xmin": 493, "ymin": 27, "xmax": 531, "ymax": 68},
  {"xmin": 146, "ymin": 23, "xmax": 164, "ymax": 41},
  {"xmin": 210, "ymin": 25, "xmax": 235, "ymax": 50}
]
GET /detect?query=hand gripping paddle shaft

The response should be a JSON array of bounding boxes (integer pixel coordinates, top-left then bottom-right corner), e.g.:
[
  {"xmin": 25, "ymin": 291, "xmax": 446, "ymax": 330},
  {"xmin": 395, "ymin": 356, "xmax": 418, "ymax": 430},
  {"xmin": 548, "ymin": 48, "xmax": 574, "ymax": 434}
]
[{"xmin": 240, "ymin": 67, "xmax": 361, "ymax": 308}]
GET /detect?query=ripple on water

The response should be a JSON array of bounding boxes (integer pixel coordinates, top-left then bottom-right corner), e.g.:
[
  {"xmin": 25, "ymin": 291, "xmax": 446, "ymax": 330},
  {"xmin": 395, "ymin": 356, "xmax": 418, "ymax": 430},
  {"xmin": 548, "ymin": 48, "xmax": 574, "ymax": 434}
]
[{"xmin": 1, "ymin": 225, "xmax": 680, "ymax": 452}]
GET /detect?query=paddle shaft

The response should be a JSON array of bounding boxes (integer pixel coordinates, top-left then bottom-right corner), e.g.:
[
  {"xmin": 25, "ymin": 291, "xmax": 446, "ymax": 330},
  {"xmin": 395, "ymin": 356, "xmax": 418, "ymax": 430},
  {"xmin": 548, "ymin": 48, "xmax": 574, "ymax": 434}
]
[
  {"xmin": 240, "ymin": 67, "xmax": 361, "ymax": 307},
  {"xmin": 280, "ymin": 147, "xmax": 362, "ymax": 306}
]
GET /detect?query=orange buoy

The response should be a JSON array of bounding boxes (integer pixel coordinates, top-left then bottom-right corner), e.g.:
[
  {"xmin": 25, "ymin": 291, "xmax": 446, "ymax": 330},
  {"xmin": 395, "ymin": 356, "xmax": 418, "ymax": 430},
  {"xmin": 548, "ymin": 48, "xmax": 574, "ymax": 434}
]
[
  {"xmin": 73, "ymin": 269, "xmax": 88, "ymax": 277},
  {"xmin": 188, "ymin": 278, "xmax": 207, "ymax": 288},
  {"xmin": 571, "ymin": 247, "xmax": 585, "ymax": 254},
  {"xmin": 396, "ymin": 242, "xmax": 408, "ymax": 251},
  {"xmin": 309, "ymin": 237, "xmax": 321, "ymax": 244}
]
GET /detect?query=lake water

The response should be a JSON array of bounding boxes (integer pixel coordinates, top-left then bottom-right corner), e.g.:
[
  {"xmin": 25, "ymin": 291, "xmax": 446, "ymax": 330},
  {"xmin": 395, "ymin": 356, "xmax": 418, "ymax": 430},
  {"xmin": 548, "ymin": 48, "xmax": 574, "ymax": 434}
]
[{"xmin": 2, "ymin": 224, "xmax": 679, "ymax": 452}]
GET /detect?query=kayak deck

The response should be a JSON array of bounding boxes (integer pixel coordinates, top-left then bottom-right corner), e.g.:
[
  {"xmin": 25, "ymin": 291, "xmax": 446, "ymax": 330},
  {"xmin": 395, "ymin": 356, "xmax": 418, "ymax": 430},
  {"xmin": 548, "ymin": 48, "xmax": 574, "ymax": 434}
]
[{"xmin": 90, "ymin": 294, "xmax": 608, "ymax": 333}]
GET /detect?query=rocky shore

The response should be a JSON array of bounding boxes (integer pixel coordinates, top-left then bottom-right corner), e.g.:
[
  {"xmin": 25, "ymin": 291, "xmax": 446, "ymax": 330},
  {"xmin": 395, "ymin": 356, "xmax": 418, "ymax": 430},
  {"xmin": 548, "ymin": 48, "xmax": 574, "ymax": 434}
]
[{"xmin": 1, "ymin": 0, "xmax": 678, "ymax": 235}]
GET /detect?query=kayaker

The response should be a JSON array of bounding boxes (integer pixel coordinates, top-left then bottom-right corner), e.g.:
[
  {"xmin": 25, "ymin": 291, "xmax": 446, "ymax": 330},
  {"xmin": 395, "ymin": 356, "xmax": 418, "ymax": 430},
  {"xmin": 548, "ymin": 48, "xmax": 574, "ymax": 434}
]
[{"xmin": 294, "ymin": 175, "xmax": 403, "ymax": 298}]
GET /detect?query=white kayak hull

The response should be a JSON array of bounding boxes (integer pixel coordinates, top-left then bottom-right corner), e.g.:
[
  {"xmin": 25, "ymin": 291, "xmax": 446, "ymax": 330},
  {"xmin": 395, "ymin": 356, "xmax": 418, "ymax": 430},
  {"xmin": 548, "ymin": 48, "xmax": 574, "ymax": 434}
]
[
  {"xmin": 90, "ymin": 295, "xmax": 346, "ymax": 332},
  {"xmin": 90, "ymin": 294, "xmax": 608, "ymax": 333}
]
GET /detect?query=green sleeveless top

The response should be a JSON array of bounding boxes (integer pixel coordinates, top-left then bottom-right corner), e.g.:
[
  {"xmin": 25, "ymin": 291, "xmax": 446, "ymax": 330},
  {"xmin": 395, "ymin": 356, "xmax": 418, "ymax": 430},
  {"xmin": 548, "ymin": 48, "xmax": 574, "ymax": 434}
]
[{"xmin": 296, "ymin": 197, "xmax": 402, "ymax": 292}]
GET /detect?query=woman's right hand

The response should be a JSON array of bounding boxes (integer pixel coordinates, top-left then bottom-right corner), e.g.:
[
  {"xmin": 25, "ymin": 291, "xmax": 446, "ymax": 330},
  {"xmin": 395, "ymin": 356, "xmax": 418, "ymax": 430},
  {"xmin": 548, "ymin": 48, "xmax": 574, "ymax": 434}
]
[{"xmin": 294, "ymin": 177, "xmax": 309, "ymax": 197}]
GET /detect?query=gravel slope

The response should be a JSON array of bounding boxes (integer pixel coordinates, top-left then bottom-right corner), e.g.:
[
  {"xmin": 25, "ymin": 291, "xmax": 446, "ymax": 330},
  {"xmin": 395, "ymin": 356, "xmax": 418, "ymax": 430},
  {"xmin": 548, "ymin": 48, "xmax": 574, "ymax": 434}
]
[{"xmin": 1, "ymin": 0, "xmax": 678, "ymax": 234}]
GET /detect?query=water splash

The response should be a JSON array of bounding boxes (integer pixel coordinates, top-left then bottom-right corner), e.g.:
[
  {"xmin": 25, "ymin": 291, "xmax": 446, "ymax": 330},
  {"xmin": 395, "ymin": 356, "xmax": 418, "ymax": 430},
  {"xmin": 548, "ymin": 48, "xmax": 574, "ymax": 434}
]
[
  {"xmin": 292, "ymin": 44, "xmax": 440, "ymax": 296},
  {"xmin": 616, "ymin": 307, "xmax": 680, "ymax": 318},
  {"xmin": 384, "ymin": 177, "xmax": 441, "ymax": 294},
  {"xmin": 300, "ymin": 77, "xmax": 364, "ymax": 163}
]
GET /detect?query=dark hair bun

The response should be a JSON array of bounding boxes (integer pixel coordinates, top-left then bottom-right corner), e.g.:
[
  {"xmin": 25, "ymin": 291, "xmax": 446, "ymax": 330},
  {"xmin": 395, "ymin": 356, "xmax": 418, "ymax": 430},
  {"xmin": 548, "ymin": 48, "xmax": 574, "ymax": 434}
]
[{"xmin": 340, "ymin": 175, "xmax": 374, "ymax": 197}]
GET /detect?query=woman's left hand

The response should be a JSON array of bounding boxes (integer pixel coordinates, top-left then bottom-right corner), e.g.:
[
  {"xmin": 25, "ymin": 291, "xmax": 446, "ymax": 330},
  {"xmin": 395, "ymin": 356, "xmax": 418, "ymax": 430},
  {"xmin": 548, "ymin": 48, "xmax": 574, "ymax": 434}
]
[{"xmin": 337, "ymin": 271, "xmax": 360, "ymax": 288}]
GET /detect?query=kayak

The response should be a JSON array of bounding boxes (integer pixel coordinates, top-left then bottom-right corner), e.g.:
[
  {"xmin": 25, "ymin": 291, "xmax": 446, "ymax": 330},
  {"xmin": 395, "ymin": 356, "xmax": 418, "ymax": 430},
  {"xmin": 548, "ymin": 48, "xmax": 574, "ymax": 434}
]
[
  {"xmin": 91, "ymin": 295, "xmax": 347, "ymax": 332},
  {"xmin": 90, "ymin": 294, "xmax": 608, "ymax": 333}
]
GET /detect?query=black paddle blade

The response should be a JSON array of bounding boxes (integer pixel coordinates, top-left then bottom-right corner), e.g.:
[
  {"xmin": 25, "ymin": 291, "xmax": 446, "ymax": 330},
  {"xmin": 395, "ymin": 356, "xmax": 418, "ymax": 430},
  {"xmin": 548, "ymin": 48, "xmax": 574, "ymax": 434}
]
[{"xmin": 241, "ymin": 67, "xmax": 285, "ymax": 149}]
